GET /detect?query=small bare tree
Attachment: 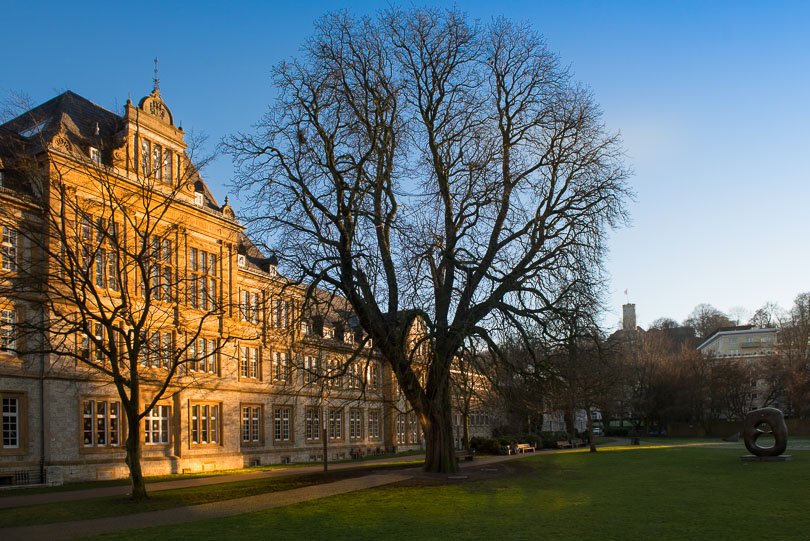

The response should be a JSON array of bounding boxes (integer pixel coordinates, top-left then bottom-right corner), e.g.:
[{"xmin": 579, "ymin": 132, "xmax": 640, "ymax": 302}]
[
  {"xmin": 228, "ymin": 9, "xmax": 629, "ymax": 472},
  {"xmin": 0, "ymin": 105, "xmax": 245, "ymax": 500}
]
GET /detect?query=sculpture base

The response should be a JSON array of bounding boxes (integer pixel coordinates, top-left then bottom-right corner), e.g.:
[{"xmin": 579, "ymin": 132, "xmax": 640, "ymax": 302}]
[{"xmin": 740, "ymin": 455, "xmax": 793, "ymax": 462}]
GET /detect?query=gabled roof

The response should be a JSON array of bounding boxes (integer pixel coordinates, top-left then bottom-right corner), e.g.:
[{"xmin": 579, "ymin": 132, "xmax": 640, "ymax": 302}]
[
  {"xmin": 1, "ymin": 91, "xmax": 123, "ymax": 153},
  {"xmin": 237, "ymin": 231, "xmax": 278, "ymax": 274},
  {"xmin": 0, "ymin": 90, "xmax": 231, "ymax": 212}
]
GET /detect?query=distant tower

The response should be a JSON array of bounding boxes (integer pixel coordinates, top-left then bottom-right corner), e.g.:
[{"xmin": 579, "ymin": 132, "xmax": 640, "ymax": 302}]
[{"xmin": 622, "ymin": 303, "xmax": 637, "ymax": 331}]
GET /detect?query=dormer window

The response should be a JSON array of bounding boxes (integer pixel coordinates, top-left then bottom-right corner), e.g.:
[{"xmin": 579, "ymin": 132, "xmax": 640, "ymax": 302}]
[
  {"xmin": 323, "ymin": 326, "xmax": 334, "ymax": 340},
  {"xmin": 19, "ymin": 119, "xmax": 47, "ymax": 139},
  {"xmin": 237, "ymin": 254, "xmax": 246, "ymax": 268},
  {"xmin": 89, "ymin": 147, "xmax": 101, "ymax": 165},
  {"xmin": 0, "ymin": 171, "xmax": 4, "ymax": 187},
  {"xmin": 301, "ymin": 321, "xmax": 310, "ymax": 335},
  {"xmin": 194, "ymin": 192, "xmax": 204, "ymax": 207}
]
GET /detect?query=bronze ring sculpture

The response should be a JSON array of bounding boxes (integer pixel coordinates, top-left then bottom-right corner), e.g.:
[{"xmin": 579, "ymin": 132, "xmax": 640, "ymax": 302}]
[{"xmin": 742, "ymin": 407, "xmax": 787, "ymax": 457}]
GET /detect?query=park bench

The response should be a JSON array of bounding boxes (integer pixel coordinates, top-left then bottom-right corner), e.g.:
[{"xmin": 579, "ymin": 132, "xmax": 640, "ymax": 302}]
[
  {"xmin": 571, "ymin": 438, "xmax": 585, "ymax": 447},
  {"xmin": 456, "ymin": 449, "xmax": 476, "ymax": 462},
  {"xmin": 556, "ymin": 440, "xmax": 573, "ymax": 449},
  {"xmin": 516, "ymin": 443, "xmax": 536, "ymax": 453}
]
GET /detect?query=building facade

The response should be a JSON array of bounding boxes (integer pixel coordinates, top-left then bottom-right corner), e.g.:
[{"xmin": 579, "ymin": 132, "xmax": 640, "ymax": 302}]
[
  {"xmin": 0, "ymin": 88, "xmax": 436, "ymax": 484},
  {"xmin": 697, "ymin": 325, "xmax": 783, "ymax": 412}
]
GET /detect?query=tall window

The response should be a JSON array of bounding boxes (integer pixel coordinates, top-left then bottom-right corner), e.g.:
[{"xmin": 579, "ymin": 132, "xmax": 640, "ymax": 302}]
[
  {"xmin": 81, "ymin": 323, "xmax": 105, "ymax": 363},
  {"xmin": 240, "ymin": 290, "xmax": 261, "ymax": 324},
  {"xmin": 2, "ymin": 396, "xmax": 20, "ymax": 449},
  {"xmin": 1, "ymin": 226, "xmax": 17, "ymax": 272},
  {"xmin": 82, "ymin": 399, "xmax": 120, "ymax": 448},
  {"xmin": 326, "ymin": 359, "xmax": 341, "ymax": 389},
  {"xmin": 140, "ymin": 331, "xmax": 173, "ymax": 369},
  {"xmin": 240, "ymin": 346, "xmax": 260, "ymax": 379},
  {"xmin": 0, "ymin": 309, "xmax": 16, "ymax": 352},
  {"xmin": 346, "ymin": 362, "xmax": 360, "ymax": 389},
  {"xmin": 242, "ymin": 405, "xmax": 262, "ymax": 444},
  {"xmin": 188, "ymin": 337, "xmax": 217, "ymax": 374},
  {"xmin": 274, "ymin": 406, "xmax": 291, "ymax": 442},
  {"xmin": 190, "ymin": 403, "xmax": 220, "ymax": 445},
  {"xmin": 304, "ymin": 356, "xmax": 319, "ymax": 384},
  {"xmin": 145, "ymin": 236, "xmax": 173, "ymax": 302},
  {"xmin": 328, "ymin": 408, "xmax": 343, "ymax": 441},
  {"xmin": 271, "ymin": 298, "xmax": 292, "ymax": 328},
  {"xmin": 409, "ymin": 413, "xmax": 420, "ymax": 444},
  {"xmin": 144, "ymin": 405, "xmax": 170, "ymax": 445},
  {"xmin": 189, "ymin": 248, "xmax": 218, "ymax": 310},
  {"xmin": 153, "ymin": 144, "xmax": 163, "ymax": 181},
  {"xmin": 349, "ymin": 409, "xmax": 363, "ymax": 440},
  {"xmin": 370, "ymin": 362, "xmax": 380, "ymax": 392},
  {"xmin": 305, "ymin": 406, "xmax": 320, "ymax": 441},
  {"xmin": 140, "ymin": 138, "xmax": 150, "ymax": 176},
  {"xmin": 163, "ymin": 149, "xmax": 173, "ymax": 184},
  {"xmin": 396, "ymin": 414, "xmax": 405, "ymax": 445},
  {"xmin": 273, "ymin": 351, "xmax": 289, "ymax": 382},
  {"xmin": 91, "ymin": 218, "xmax": 119, "ymax": 291},
  {"xmin": 368, "ymin": 409, "xmax": 381, "ymax": 440}
]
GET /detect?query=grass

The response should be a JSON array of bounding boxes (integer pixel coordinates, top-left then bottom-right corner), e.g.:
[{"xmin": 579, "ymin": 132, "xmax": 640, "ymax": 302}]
[
  {"xmin": 0, "ymin": 459, "xmax": 424, "ymax": 528},
  {"xmin": 83, "ymin": 446, "xmax": 810, "ymax": 541},
  {"xmin": 0, "ymin": 450, "xmax": 426, "ymax": 498}
]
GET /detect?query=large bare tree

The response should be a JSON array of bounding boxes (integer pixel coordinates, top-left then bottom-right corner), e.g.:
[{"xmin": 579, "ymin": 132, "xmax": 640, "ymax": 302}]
[
  {"xmin": 0, "ymin": 109, "xmax": 239, "ymax": 499},
  {"xmin": 229, "ymin": 9, "xmax": 629, "ymax": 472}
]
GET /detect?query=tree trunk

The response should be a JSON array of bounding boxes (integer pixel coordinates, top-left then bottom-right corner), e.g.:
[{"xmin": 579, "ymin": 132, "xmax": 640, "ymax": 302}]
[
  {"xmin": 462, "ymin": 413, "xmax": 470, "ymax": 452},
  {"xmin": 423, "ymin": 389, "xmax": 458, "ymax": 473},
  {"xmin": 125, "ymin": 410, "xmax": 148, "ymax": 501},
  {"xmin": 587, "ymin": 407, "xmax": 597, "ymax": 453},
  {"xmin": 564, "ymin": 409, "xmax": 575, "ymax": 438}
]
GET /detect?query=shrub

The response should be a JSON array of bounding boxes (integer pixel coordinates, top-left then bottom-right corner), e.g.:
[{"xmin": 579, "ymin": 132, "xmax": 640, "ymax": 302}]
[{"xmin": 469, "ymin": 437, "xmax": 503, "ymax": 455}]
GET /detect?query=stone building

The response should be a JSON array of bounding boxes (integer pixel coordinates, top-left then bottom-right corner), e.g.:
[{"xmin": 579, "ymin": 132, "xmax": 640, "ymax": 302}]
[{"xmin": 0, "ymin": 87, "xmax": 430, "ymax": 485}]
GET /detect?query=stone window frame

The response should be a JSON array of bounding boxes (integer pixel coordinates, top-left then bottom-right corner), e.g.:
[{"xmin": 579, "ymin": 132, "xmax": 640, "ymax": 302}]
[
  {"xmin": 273, "ymin": 405, "xmax": 293, "ymax": 445},
  {"xmin": 367, "ymin": 408, "xmax": 382, "ymax": 441},
  {"xmin": 305, "ymin": 406, "xmax": 321, "ymax": 441},
  {"xmin": 240, "ymin": 403, "xmax": 263, "ymax": 447},
  {"xmin": 188, "ymin": 401, "xmax": 222, "ymax": 447},
  {"xmin": 79, "ymin": 397, "xmax": 123, "ymax": 453},
  {"xmin": 143, "ymin": 403, "xmax": 172, "ymax": 446},
  {"xmin": 349, "ymin": 408, "xmax": 363, "ymax": 441},
  {"xmin": 1, "ymin": 391, "xmax": 26, "ymax": 455}
]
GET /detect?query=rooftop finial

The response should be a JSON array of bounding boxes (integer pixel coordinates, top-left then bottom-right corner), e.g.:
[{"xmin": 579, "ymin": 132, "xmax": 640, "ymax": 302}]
[{"xmin": 153, "ymin": 57, "xmax": 160, "ymax": 92}]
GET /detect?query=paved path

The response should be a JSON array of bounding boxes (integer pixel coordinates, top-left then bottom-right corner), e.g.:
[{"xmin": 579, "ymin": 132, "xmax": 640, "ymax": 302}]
[
  {"xmin": 0, "ymin": 449, "xmax": 585, "ymax": 540},
  {"xmin": 0, "ymin": 455, "xmax": 422, "ymax": 510},
  {"xmin": 1, "ymin": 472, "xmax": 413, "ymax": 541}
]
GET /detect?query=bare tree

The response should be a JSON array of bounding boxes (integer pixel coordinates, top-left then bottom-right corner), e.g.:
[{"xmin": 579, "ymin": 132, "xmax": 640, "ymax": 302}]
[
  {"xmin": 684, "ymin": 303, "xmax": 733, "ymax": 340},
  {"xmin": 545, "ymin": 310, "xmax": 618, "ymax": 452},
  {"xmin": 777, "ymin": 293, "xmax": 810, "ymax": 417},
  {"xmin": 749, "ymin": 302, "xmax": 783, "ymax": 328},
  {"xmin": 649, "ymin": 317, "xmax": 680, "ymax": 330},
  {"xmin": 0, "ymin": 103, "xmax": 246, "ymax": 499},
  {"xmin": 228, "ymin": 9, "xmax": 629, "ymax": 472}
]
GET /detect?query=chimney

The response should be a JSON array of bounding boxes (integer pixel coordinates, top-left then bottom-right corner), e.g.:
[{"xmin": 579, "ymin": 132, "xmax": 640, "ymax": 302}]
[{"xmin": 622, "ymin": 303, "xmax": 636, "ymax": 331}]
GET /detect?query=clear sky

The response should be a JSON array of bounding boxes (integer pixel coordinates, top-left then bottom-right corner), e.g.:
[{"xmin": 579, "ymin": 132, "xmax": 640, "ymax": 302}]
[{"xmin": 3, "ymin": 1, "xmax": 808, "ymax": 330}]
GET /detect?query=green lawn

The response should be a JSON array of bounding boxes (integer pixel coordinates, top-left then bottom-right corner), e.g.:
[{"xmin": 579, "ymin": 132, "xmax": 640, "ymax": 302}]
[
  {"xmin": 0, "ymin": 450, "xmax": 426, "ymax": 498},
  {"xmin": 85, "ymin": 447, "xmax": 810, "ymax": 541},
  {"xmin": 0, "ymin": 459, "xmax": 424, "ymax": 528}
]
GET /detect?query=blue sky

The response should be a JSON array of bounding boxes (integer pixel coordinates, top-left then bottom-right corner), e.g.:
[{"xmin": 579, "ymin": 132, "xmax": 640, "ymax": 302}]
[{"xmin": 3, "ymin": 1, "xmax": 808, "ymax": 329}]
